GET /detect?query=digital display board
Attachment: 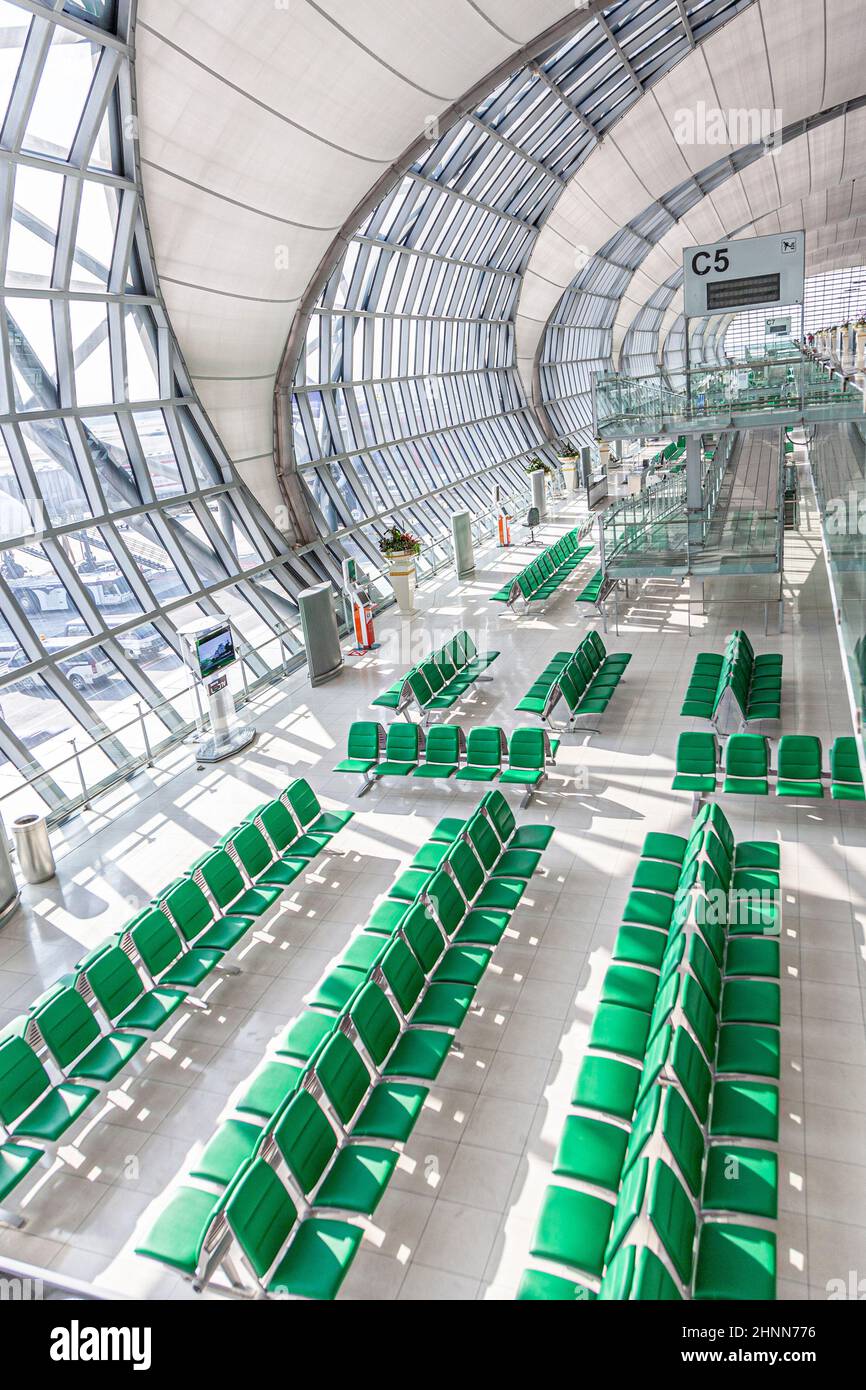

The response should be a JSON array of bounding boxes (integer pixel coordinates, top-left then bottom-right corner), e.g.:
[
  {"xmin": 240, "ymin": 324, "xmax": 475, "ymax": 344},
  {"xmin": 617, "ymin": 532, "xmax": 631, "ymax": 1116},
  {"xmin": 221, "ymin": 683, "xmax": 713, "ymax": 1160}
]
[
  {"xmin": 706, "ymin": 273, "xmax": 781, "ymax": 311},
  {"xmin": 683, "ymin": 231, "xmax": 805, "ymax": 318}
]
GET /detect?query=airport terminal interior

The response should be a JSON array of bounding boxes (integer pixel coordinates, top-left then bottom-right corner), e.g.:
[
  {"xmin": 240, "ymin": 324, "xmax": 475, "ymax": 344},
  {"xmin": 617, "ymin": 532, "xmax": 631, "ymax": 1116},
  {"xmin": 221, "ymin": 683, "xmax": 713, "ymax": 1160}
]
[{"xmin": 0, "ymin": 0, "xmax": 865, "ymax": 1308}]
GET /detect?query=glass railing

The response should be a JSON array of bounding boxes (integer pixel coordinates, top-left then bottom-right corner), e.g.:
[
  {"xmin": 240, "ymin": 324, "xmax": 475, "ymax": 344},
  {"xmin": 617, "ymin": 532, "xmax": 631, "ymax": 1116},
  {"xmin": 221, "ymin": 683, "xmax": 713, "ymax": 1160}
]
[
  {"xmin": 809, "ymin": 421, "xmax": 866, "ymax": 761},
  {"xmin": 599, "ymin": 432, "xmax": 783, "ymax": 577},
  {"xmin": 594, "ymin": 354, "xmax": 866, "ymax": 437}
]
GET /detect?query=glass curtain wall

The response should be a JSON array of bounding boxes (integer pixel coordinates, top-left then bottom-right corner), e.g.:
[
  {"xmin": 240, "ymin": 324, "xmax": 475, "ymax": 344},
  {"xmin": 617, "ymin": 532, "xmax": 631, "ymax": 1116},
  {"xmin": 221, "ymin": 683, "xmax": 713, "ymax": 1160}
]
[
  {"xmin": 0, "ymin": 0, "xmax": 323, "ymax": 823},
  {"xmin": 289, "ymin": 0, "xmax": 755, "ymax": 579}
]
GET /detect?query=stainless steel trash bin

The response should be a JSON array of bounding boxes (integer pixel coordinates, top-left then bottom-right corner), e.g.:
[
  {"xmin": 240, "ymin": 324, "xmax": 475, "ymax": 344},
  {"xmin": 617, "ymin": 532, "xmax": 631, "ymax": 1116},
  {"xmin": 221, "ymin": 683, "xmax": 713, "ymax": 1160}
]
[
  {"xmin": 12, "ymin": 813, "xmax": 56, "ymax": 884},
  {"xmin": 0, "ymin": 815, "xmax": 19, "ymax": 923}
]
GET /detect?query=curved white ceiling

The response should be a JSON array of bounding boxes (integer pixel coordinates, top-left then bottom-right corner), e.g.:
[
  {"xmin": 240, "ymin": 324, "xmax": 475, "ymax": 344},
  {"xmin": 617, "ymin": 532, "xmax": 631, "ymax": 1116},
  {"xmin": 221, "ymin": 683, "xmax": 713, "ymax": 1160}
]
[
  {"xmin": 654, "ymin": 171, "xmax": 866, "ymax": 359},
  {"xmin": 515, "ymin": 0, "xmax": 865, "ymax": 391},
  {"xmin": 134, "ymin": 0, "xmax": 576, "ymax": 515}
]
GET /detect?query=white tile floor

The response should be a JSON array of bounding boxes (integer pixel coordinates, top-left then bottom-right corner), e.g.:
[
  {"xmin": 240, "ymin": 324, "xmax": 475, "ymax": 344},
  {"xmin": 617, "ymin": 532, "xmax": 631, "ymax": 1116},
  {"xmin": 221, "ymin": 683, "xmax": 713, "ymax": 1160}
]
[{"xmin": 0, "ymin": 453, "xmax": 864, "ymax": 1302}]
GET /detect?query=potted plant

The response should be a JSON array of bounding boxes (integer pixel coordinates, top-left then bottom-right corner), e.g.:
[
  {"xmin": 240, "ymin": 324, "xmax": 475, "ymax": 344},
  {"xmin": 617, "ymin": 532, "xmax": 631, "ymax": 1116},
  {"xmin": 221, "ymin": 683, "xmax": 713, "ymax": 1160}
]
[
  {"xmin": 523, "ymin": 456, "xmax": 555, "ymax": 518},
  {"xmin": 378, "ymin": 524, "xmax": 421, "ymax": 616},
  {"xmin": 555, "ymin": 439, "xmax": 582, "ymax": 492}
]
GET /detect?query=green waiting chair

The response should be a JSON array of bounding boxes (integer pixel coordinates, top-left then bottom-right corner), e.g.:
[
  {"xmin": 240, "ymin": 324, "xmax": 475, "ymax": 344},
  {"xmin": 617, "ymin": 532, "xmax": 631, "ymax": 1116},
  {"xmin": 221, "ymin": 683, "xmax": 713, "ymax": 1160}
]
[
  {"xmin": 672, "ymin": 731, "xmax": 719, "ymax": 811},
  {"xmin": 333, "ymin": 721, "xmax": 383, "ymax": 795},
  {"xmin": 371, "ymin": 722, "xmax": 420, "ymax": 779},
  {"xmin": 776, "ymin": 734, "xmax": 823, "ymax": 799},
  {"xmin": 499, "ymin": 727, "xmax": 558, "ymax": 805},
  {"xmin": 455, "ymin": 726, "xmax": 505, "ymax": 783},
  {"xmin": 412, "ymin": 724, "xmax": 462, "ymax": 779},
  {"xmin": 723, "ymin": 734, "xmax": 770, "ymax": 796},
  {"xmin": 29, "ymin": 982, "xmax": 146, "ymax": 1086},
  {"xmin": 829, "ymin": 736, "xmax": 865, "ymax": 801},
  {"xmin": 223, "ymin": 1156, "xmax": 362, "ymax": 1300}
]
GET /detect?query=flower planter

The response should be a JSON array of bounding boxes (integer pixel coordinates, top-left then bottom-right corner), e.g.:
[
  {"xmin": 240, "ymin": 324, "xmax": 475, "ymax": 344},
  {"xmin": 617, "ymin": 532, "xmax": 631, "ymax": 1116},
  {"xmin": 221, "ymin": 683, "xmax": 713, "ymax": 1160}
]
[
  {"xmin": 384, "ymin": 551, "xmax": 419, "ymax": 617},
  {"xmin": 558, "ymin": 459, "xmax": 579, "ymax": 492}
]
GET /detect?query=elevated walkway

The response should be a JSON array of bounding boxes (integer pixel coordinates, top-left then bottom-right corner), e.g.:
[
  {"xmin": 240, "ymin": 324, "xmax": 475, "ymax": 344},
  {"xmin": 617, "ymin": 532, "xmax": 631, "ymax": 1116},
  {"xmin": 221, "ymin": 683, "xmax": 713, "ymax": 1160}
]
[
  {"xmin": 692, "ymin": 430, "xmax": 781, "ymax": 576},
  {"xmin": 594, "ymin": 353, "xmax": 866, "ymax": 441}
]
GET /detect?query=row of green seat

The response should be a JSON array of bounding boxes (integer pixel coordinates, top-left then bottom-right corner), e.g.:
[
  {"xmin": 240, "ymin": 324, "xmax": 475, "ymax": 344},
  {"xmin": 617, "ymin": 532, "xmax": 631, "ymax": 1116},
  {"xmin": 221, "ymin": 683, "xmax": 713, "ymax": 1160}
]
[
  {"xmin": 489, "ymin": 529, "xmax": 593, "ymax": 606},
  {"xmin": 136, "ymin": 791, "xmax": 554, "ymax": 1300},
  {"xmin": 0, "ymin": 778, "xmax": 352, "ymax": 1227},
  {"xmin": 674, "ymin": 732, "xmax": 864, "ymax": 809},
  {"xmin": 334, "ymin": 722, "xmax": 559, "ymax": 804},
  {"xmin": 516, "ymin": 630, "xmax": 631, "ymax": 734},
  {"xmin": 519, "ymin": 803, "xmax": 779, "ymax": 1301},
  {"xmin": 681, "ymin": 630, "xmax": 782, "ymax": 728},
  {"xmin": 575, "ymin": 569, "xmax": 613, "ymax": 608},
  {"xmin": 372, "ymin": 629, "xmax": 498, "ymax": 719}
]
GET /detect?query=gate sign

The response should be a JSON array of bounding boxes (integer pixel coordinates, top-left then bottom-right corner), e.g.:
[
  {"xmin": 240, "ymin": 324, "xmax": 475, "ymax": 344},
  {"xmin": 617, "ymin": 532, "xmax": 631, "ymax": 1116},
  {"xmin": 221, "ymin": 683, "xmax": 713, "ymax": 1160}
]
[{"xmin": 683, "ymin": 230, "xmax": 805, "ymax": 318}]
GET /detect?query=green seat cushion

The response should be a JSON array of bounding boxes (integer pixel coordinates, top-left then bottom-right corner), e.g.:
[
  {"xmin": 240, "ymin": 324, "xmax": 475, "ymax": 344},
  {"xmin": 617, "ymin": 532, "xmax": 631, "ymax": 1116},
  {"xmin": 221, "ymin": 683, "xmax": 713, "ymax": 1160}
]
[
  {"xmin": 693, "ymin": 1222, "xmax": 776, "ymax": 1301},
  {"xmin": 716, "ymin": 1025, "xmax": 780, "ymax": 1079},
  {"xmin": 832, "ymin": 782, "xmax": 866, "ymax": 801},
  {"xmin": 13, "ymin": 1082, "xmax": 97, "ymax": 1141},
  {"xmin": 509, "ymin": 825, "xmax": 554, "ymax": 850},
  {"xmin": 725, "ymin": 938, "xmax": 780, "ymax": 979},
  {"xmin": 493, "ymin": 848, "xmax": 540, "ymax": 879},
  {"xmin": 306, "ymin": 966, "xmax": 367, "ymax": 1013},
  {"xmin": 721, "ymin": 980, "xmax": 780, "ymax": 1026},
  {"xmin": 190, "ymin": 1118, "xmax": 261, "ymax": 1185},
  {"xmin": 373, "ymin": 761, "xmax": 417, "ymax": 778},
  {"xmin": 432, "ymin": 946, "xmax": 490, "ymax": 986},
  {"xmin": 0, "ymin": 1142, "xmax": 41, "ymax": 1203},
  {"xmin": 632, "ymin": 859, "xmax": 681, "ymax": 894},
  {"xmin": 412, "ymin": 764, "xmax": 457, "ymax": 779},
  {"xmin": 622, "ymin": 891, "xmax": 674, "ymax": 930},
  {"xmin": 410, "ymin": 981, "xmax": 474, "ymax": 1029},
  {"xmin": 572, "ymin": 1056, "xmax": 641, "ymax": 1121},
  {"xmin": 118, "ymin": 987, "xmax": 186, "ymax": 1031},
  {"xmin": 589, "ymin": 1003, "xmax": 651, "ymax": 1060},
  {"xmin": 315, "ymin": 1145, "xmax": 398, "ymax": 1215},
  {"xmin": 72, "ymin": 1031, "xmax": 146, "ymax": 1082},
  {"xmin": 702, "ymin": 1145, "xmax": 778, "ymax": 1219},
  {"xmin": 500, "ymin": 768, "xmax": 543, "ymax": 786},
  {"xmin": 277, "ymin": 1012, "xmax": 336, "ymax": 1062},
  {"xmin": 390, "ymin": 869, "xmax": 432, "ymax": 903},
  {"xmin": 382, "ymin": 1029, "xmax": 452, "ymax": 1080},
  {"xmin": 291, "ymin": 832, "xmax": 333, "ymax": 857},
  {"xmin": 159, "ymin": 947, "xmax": 223, "ymax": 989},
  {"xmin": 258, "ymin": 859, "xmax": 307, "ymax": 889},
  {"xmin": 311, "ymin": 810, "xmax": 353, "ymax": 833},
  {"xmin": 367, "ymin": 898, "xmax": 411, "ymax": 933},
  {"xmin": 642, "ymin": 832, "xmax": 688, "ymax": 864},
  {"xmin": 731, "ymin": 866, "xmax": 780, "ymax": 893},
  {"xmin": 452, "ymin": 909, "xmax": 511, "ymax": 946},
  {"xmin": 454, "ymin": 767, "xmax": 500, "ymax": 783},
  {"xmin": 267, "ymin": 1218, "xmax": 362, "ymax": 1299},
  {"xmin": 475, "ymin": 878, "xmax": 525, "ymax": 911},
  {"xmin": 724, "ymin": 776, "xmax": 769, "ymax": 796},
  {"xmin": 673, "ymin": 774, "xmax": 716, "ymax": 792},
  {"xmin": 194, "ymin": 915, "xmax": 253, "ymax": 951},
  {"xmin": 515, "ymin": 697, "xmax": 547, "ymax": 714},
  {"xmin": 231, "ymin": 885, "xmax": 283, "ymax": 916},
  {"xmin": 776, "ymin": 779, "xmax": 823, "ymax": 798},
  {"xmin": 601, "ymin": 964, "xmax": 658, "ymax": 1013},
  {"xmin": 353, "ymin": 1082, "xmax": 427, "ymax": 1143},
  {"xmin": 516, "ymin": 1270, "xmax": 594, "ymax": 1300},
  {"xmin": 334, "ymin": 759, "xmax": 376, "ymax": 774},
  {"xmin": 553, "ymin": 1115, "xmax": 628, "ymax": 1191},
  {"xmin": 410, "ymin": 842, "xmax": 451, "ymax": 871},
  {"xmin": 530, "ymin": 1184, "xmax": 614, "ymax": 1278},
  {"xmin": 613, "ymin": 924, "xmax": 667, "ymax": 969},
  {"xmin": 236, "ymin": 1062, "xmax": 303, "ymax": 1119},
  {"xmin": 136, "ymin": 1186, "xmax": 220, "ymax": 1275},
  {"xmin": 710, "ymin": 1079, "xmax": 779, "ymax": 1142}
]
